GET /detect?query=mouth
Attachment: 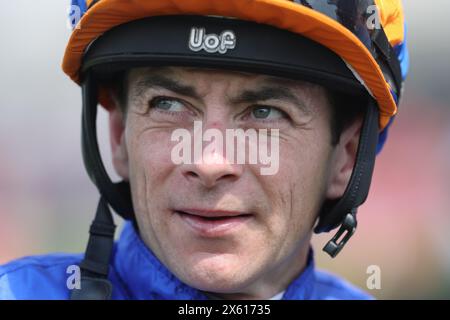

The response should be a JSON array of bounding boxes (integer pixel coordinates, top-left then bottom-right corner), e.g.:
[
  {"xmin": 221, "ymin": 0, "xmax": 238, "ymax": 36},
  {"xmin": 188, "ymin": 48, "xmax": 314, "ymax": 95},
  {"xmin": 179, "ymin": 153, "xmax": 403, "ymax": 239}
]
[{"xmin": 174, "ymin": 209, "xmax": 253, "ymax": 237}]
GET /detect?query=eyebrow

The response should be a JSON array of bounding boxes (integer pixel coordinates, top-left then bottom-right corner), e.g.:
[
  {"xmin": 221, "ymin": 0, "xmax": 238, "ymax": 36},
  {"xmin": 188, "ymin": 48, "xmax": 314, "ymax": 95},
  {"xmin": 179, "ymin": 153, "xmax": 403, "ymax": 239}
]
[
  {"xmin": 229, "ymin": 85, "xmax": 310, "ymax": 114},
  {"xmin": 132, "ymin": 73, "xmax": 310, "ymax": 113},
  {"xmin": 132, "ymin": 74, "xmax": 202, "ymax": 100}
]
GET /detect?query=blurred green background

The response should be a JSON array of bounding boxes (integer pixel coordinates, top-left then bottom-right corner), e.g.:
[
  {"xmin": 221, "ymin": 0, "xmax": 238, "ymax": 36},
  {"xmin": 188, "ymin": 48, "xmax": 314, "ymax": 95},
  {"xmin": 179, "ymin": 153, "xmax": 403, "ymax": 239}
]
[{"xmin": 1, "ymin": 1, "xmax": 449, "ymax": 299}]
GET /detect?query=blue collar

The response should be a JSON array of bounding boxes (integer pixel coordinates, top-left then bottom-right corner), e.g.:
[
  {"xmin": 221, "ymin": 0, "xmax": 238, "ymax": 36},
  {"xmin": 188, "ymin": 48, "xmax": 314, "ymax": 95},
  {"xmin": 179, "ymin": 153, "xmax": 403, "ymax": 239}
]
[{"xmin": 113, "ymin": 222, "xmax": 316, "ymax": 300}]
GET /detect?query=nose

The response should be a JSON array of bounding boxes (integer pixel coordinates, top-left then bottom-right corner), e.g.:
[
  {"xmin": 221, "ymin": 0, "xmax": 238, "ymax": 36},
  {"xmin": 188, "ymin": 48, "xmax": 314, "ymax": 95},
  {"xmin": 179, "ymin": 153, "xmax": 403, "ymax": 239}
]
[
  {"xmin": 181, "ymin": 119, "xmax": 244, "ymax": 188},
  {"xmin": 182, "ymin": 150, "xmax": 244, "ymax": 189}
]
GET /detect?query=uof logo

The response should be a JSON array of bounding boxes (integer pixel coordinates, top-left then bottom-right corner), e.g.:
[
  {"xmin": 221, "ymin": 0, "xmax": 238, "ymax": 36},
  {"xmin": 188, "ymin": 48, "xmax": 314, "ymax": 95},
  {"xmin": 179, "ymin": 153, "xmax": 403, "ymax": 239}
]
[{"xmin": 189, "ymin": 27, "xmax": 237, "ymax": 54}]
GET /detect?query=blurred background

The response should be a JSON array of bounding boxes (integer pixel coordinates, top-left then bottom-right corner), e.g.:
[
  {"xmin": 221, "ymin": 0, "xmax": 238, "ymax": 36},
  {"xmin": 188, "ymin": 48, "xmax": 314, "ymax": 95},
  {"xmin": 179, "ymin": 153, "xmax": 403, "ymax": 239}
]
[{"xmin": 0, "ymin": 1, "xmax": 449, "ymax": 299}]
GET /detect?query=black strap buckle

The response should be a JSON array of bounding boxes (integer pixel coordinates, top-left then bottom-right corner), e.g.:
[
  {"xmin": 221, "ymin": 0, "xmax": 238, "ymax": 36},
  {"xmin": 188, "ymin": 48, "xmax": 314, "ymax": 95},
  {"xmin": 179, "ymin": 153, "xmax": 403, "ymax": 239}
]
[{"xmin": 323, "ymin": 210, "xmax": 357, "ymax": 258}]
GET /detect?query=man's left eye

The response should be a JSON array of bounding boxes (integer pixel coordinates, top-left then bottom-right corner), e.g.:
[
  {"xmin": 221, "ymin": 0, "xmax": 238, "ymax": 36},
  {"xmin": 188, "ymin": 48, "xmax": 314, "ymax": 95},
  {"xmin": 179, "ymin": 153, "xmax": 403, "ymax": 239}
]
[{"xmin": 251, "ymin": 106, "xmax": 285, "ymax": 120}]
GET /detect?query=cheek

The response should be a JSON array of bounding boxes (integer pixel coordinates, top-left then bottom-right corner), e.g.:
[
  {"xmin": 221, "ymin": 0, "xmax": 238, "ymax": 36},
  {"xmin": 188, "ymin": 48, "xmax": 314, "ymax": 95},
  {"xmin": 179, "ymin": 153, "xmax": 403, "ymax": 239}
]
[
  {"xmin": 258, "ymin": 135, "xmax": 331, "ymax": 239},
  {"xmin": 127, "ymin": 124, "xmax": 176, "ymax": 177},
  {"xmin": 126, "ymin": 125, "xmax": 177, "ymax": 212}
]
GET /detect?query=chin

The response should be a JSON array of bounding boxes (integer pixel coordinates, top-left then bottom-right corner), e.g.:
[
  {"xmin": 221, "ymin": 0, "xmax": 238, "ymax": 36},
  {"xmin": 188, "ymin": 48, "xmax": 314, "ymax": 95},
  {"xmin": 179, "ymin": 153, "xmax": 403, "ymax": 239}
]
[{"xmin": 178, "ymin": 251, "xmax": 253, "ymax": 293}]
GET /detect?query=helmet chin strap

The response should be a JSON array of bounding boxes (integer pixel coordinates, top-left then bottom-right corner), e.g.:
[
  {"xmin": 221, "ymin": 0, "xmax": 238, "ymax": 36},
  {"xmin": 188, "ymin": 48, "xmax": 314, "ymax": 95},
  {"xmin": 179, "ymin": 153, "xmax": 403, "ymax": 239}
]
[
  {"xmin": 70, "ymin": 197, "xmax": 115, "ymax": 300},
  {"xmin": 71, "ymin": 74, "xmax": 134, "ymax": 300},
  {"xmin": 315, "ymin": 98, "xmax": 379, "ymax": 257},
  {"xmin": 71, "ymin": 72, "xmax": 379, "ymax": 299}
]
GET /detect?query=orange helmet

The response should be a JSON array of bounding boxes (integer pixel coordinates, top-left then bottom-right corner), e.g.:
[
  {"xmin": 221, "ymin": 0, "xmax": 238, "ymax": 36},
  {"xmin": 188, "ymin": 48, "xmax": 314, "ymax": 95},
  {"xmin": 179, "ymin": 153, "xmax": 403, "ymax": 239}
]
[{"xmin": 64, "ymin": 0, "xmax": 408, "ymax": 131}]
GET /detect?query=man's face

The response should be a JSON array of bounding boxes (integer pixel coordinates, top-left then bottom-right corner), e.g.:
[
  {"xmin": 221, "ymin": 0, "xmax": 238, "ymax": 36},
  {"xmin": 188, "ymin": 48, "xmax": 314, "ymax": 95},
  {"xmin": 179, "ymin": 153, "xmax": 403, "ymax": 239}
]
[{"xmin": 111, "ymin": 66, "xmax": 345, "ymax": 298}]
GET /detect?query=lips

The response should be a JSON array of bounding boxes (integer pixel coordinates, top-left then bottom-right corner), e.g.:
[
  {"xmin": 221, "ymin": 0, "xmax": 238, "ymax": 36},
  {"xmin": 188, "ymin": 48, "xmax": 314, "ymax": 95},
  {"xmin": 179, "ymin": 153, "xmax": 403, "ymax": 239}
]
[{"xmin": 174, "ymin": 209, "xmax": 252, "ymax": 237}]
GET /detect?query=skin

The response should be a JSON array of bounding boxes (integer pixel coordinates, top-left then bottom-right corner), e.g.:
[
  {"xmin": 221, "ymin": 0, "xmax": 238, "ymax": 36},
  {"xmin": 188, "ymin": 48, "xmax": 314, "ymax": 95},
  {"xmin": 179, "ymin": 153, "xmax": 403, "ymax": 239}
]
[{"xmin": 109, "ymin": 66, "xmax": 363, "ymax": 299}]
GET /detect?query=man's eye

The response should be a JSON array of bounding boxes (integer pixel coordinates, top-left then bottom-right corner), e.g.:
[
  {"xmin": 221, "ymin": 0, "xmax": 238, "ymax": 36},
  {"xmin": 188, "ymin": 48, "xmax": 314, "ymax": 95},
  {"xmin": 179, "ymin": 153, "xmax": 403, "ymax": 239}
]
[
  {"xmin": 251, "ymin": 106, "xmax": 286, "ymax": 120},
  {"xmin": 150, "ymin": 97, "xmax": 186, "ymax": 112}
]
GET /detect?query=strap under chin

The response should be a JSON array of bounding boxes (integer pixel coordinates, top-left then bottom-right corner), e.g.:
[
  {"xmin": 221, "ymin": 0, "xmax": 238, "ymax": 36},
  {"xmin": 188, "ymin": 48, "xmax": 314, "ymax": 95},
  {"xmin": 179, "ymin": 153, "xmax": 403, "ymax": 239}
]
[{"xmin": 70, "ymin": 197, "xmax": 116, "ymax": 300}]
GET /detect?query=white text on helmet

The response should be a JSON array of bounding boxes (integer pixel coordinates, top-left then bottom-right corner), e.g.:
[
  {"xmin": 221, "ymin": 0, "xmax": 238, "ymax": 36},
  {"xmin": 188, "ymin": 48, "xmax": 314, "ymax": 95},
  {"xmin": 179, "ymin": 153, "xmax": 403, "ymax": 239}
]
[{"xmin": 189, "ymin": 27, "xmax": 237, "ymax": 54}]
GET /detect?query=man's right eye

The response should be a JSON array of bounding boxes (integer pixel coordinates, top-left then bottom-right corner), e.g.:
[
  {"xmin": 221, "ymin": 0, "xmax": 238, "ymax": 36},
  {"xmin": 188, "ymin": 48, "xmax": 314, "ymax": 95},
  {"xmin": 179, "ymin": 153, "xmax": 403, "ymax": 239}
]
[{"xmin": 149, "ymin": 97, "xmax": 186, "ymax": 112}]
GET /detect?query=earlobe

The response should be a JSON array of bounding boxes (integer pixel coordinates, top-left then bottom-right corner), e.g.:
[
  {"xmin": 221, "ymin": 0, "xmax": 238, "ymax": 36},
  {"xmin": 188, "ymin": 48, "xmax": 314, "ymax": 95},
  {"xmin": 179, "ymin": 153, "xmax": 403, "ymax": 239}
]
[
  {"xmin": 326, "ymin": 116, "xmax": 363, "ymax": 200},
  {"xmin": 109, "ymin": 107, "xmax": 129, "ymax": 180}
]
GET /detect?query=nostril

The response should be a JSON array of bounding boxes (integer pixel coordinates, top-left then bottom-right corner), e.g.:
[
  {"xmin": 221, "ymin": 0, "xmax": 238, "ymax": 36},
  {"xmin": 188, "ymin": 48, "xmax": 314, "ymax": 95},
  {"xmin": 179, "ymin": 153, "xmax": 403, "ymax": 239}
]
[
  {"xmin": 182, "ymin": 162, "xmax": 243, "ymax": 188},
  {"xmin": 221, "ymin": 174, "xmax": 236, "ymax": 181},
  {"xmin": 185, "ymin": 171, "xmax": 199, "ymax": 179}
]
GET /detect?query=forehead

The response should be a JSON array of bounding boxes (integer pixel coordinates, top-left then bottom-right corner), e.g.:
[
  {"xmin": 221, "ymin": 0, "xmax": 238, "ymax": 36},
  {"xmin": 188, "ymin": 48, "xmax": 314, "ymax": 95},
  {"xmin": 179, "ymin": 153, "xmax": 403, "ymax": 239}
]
[{"xmin": 127, "ymin": 66, "xmax": 317, "ymax": 92}]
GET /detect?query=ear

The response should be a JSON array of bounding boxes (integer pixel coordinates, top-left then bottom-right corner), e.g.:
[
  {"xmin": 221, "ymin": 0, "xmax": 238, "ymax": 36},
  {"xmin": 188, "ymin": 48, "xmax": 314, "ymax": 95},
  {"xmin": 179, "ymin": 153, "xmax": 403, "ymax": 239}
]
[
  {"xmin": 326, "ymin": 116, "xmax": 364, "ymax": 200},
  {"xmin": 109, "ymin": 106, "xmax": 129, "ymax": 180}
]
